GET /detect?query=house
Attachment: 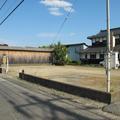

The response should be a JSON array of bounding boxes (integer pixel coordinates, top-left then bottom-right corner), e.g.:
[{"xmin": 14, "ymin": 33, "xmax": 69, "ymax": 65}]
[
  {"xmin": 0, "ymin": 45, "xmax": 53, "ymax": 64},
  {"xmin": 80, "ymin": 27, "xmax": 120, "ymax": 64},
  {"xmin": 65, "ymin": 43, "xmax": 88, "ymax": 62}
]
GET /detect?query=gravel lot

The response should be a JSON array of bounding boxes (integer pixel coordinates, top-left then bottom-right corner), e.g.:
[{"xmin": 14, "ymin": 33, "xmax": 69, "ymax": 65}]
[{"xmin": 8, "ymin": 64, "xmax": 120, "ymax": 92}]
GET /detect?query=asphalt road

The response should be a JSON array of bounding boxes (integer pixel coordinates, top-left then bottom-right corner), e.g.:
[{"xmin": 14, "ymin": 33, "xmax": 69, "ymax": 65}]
[{"xmin": 0, "ymin": 77, "xmax": 119, "ymax": 120}]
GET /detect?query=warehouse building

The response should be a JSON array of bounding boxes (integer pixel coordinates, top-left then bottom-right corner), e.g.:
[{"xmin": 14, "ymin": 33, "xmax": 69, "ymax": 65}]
[{"xmin": 0, "ymin": 45, "xmax": 53, "ymax": 64}]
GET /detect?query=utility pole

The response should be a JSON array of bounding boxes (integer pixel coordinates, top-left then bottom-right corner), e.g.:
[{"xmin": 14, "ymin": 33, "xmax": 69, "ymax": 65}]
[{"xmin": 106, "ymin": 0, "xmax": 111, "ymax": 92}]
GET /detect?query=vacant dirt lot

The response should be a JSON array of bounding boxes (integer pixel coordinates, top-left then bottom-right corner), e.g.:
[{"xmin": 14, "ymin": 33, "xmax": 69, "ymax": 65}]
[{"xmin": 8, "ymin": 64, "xmax": 120, "ymax": 92}]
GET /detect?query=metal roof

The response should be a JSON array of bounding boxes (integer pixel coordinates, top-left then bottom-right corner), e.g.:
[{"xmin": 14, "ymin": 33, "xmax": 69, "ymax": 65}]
[{"xmin": 0, "ymin": 46, "xmax": 53, "ymax": 52}]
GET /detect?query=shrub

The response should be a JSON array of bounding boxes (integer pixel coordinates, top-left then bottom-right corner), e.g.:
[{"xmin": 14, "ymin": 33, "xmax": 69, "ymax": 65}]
[{"xmin": 53, "ymin": 42, "xmax": 69, "ymax": 65}]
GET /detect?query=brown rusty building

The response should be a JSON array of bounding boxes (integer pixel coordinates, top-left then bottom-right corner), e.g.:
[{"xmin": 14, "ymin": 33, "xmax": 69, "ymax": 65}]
[{"xmin": 0, "ymin": 46, "xmax": 53, "ymax": 64}]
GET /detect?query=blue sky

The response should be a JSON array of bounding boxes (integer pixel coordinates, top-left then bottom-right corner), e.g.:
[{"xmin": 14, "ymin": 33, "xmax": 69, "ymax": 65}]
[{"xmin": 0, "ymin": 0, "xmax": 119, "ymax": 47}]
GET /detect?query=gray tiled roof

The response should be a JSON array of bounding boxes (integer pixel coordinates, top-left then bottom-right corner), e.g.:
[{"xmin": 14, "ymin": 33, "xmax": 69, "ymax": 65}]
[
  {"xmin": 88, "ymin": 27, "xmax": 120, "ymax": 39},
  {"xmin": 0, "ymin": 46, "xmax": 53, "ymax": 52},
  {"xmin": 80, "ymin": 47, "xmax": 106, "ymax": 53}
]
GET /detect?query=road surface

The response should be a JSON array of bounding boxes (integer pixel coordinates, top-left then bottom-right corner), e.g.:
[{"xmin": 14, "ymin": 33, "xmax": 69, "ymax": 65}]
[{"xmin": 0, "ymin": 77, "xmax": 119, "ymax": 120}]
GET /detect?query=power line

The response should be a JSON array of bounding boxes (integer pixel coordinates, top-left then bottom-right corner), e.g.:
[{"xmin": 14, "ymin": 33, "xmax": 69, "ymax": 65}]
[
  {"xmin": 0, "ymin": 0, "xmax": 24, "ymax": 26},
  {"xmin": 0, "ymin": 0, "xmax": 17, "ymax": 20},
  {"xmin": 0, "ymin": 0, "xmax": 8, "ymax": 11},
  {"xmin": 52, "ymin": 0, "xmax": 77, "ymax": 44}
]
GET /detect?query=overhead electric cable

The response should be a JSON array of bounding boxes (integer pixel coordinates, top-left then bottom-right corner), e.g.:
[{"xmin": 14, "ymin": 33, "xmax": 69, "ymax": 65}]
[
  {"xmin": 0, "ymin": 0, "xmax": 24, "ymax": 26},
  {"xmin": 0, "ymin": 0, "xmax": 8, "ymax": 11},
  {"xmin": 52, "ymin": 0, "xmax": 77, "ymax": 43},
  {"xmin": 0, "ymin": 0, "xmax": 17, "ymax": 20}
]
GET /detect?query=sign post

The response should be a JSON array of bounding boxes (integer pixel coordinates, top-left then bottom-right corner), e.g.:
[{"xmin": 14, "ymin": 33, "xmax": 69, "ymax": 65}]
[{"xmin": 2, "ymin": 54, "xmax": 9, "ymax": 73}]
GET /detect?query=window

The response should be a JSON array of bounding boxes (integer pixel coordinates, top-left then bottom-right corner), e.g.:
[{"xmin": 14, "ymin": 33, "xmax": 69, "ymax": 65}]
[
  {"xmin": 100, "ymin": 54, "xmax": 104, "ymax": 59},
  {"xmin": 90, "ymin": 54, "xmax": 96, "ymax": 59},
  {"xmin": 115, "ymin": 38, "xmax": 120, "ymax": 45},
  {"xmin": 103, "ymin": 40, "xmax": 107, "ymax": 46}
]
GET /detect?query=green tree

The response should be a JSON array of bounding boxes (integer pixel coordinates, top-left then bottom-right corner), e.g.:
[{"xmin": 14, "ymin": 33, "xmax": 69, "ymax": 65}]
[{"xmin": 53, "ymin": 42, "xmax": 69, "ymax": 65}]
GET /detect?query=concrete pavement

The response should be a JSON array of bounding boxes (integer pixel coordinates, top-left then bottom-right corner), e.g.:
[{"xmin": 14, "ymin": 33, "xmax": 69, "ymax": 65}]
[{"xmin": 0, "ymin": 77, "xmax": 119, "ymax": 120}]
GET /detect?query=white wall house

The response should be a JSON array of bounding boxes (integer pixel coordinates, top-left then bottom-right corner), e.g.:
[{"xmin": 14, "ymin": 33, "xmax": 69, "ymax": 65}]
[
  {"xmin": 80, "ymin": 27, "xmax": 120, "ymax": 64},
  {"xmin": 65, "ymin": 43, "xmax": 88, "ymax": 62}
]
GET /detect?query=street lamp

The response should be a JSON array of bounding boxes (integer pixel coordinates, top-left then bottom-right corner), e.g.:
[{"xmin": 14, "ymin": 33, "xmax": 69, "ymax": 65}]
[{"xmin": 106, "ymin": 0, "xmax": 111, "ymax": 93}]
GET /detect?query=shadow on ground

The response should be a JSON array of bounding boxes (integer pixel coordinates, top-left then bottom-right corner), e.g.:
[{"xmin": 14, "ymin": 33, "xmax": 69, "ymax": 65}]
[{"xmin": 0, "ymin": 87, "xmax": 112, "ymax": 120}]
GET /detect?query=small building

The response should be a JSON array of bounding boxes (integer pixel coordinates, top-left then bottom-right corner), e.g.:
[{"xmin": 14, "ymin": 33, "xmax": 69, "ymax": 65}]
[
  {"xmin": 80, "ymin": 27, "xmax": 120, "ymax": 64},
  {"xmin": 65, "ymin": 43, "xmax": 88, "ymax": 62},
  {"xmin": 0, "ymin": 46, "xmax": 53, "ymax": 64}
]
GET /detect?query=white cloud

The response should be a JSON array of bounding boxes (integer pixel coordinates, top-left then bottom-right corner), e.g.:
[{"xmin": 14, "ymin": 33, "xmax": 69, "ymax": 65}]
[
  {"xmin": 40, "ymin": 0, "xmax": 74, "ymax": 16},
  {"xmin": 37, "ymin": 33, "xmax": 56, "ymax": 38},
  {"xmin": 48, "ymin": 7, "xmax": 63, "ymax": 16},
  {"xmin": 40, "ymin": 0, "xmax": 72, "ymax": 8}
]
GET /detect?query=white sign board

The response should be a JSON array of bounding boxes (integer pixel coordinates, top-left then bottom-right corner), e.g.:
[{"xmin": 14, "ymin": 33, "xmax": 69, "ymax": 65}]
[{"xmin": 104, "ymin": 52, "xmax": 119, "ymax": 69}]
